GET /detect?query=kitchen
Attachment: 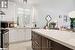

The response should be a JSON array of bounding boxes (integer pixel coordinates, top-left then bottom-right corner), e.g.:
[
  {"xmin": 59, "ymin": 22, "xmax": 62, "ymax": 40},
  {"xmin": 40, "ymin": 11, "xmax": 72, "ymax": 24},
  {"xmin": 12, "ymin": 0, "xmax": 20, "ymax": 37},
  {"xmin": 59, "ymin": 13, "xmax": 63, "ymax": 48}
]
[{"xmin": 0, "ymin": 0, "xmax": 75, "ymax": 50}]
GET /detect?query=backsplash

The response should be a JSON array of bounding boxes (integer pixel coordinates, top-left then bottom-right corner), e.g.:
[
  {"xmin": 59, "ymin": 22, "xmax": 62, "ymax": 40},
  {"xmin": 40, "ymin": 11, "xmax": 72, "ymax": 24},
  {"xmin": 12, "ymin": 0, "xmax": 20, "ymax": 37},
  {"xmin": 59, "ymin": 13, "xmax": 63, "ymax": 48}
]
[{"xmin": 58, "ymin": 15, "xmax": 71, "ymax": 29}]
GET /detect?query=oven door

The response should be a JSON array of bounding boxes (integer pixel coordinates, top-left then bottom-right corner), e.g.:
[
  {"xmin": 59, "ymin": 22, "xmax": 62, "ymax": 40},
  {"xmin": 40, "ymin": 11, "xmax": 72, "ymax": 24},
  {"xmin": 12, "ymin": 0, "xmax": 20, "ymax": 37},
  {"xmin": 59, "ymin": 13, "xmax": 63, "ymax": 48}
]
[
  {"xmin": 0, "ymin": 31, "xmax": 1, "ymax": 47},
  {"xmin": 3, "ymin": 31, "xmax": 9, "ymax": 48}
]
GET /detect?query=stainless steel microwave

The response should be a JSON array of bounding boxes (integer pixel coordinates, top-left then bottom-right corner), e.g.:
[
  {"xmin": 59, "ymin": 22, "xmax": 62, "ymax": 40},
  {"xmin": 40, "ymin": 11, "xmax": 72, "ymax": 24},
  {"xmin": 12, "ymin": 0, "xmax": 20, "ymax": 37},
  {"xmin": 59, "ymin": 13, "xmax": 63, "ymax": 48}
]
[{"xmin": 1, "ymin": 21, "xmax": 8, "ymax": 28}]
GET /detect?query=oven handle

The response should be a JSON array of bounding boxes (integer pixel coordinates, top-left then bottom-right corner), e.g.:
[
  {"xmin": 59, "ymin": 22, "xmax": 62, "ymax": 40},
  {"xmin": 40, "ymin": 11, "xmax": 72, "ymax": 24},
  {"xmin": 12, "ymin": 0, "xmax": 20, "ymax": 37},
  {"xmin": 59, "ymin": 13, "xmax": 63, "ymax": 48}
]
[{"xmin": 4, "ymin": 32, "xmax": 9, "ymax": 34}]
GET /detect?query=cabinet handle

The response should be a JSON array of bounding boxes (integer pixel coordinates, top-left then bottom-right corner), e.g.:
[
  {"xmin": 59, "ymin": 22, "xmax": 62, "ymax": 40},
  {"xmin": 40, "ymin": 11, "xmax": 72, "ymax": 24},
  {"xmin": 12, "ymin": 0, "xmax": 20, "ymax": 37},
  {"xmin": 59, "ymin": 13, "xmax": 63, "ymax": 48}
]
[
  {"xmin": 48, "ymin": 41, "xmax": 53, "ymax": 49},
  {"xmin": 48, "ymin": 41, "xmax": 51, "ymax": 47},
  {"xmin": 47, "ymin": 40, "xmax": 49, "ymax": 48}
]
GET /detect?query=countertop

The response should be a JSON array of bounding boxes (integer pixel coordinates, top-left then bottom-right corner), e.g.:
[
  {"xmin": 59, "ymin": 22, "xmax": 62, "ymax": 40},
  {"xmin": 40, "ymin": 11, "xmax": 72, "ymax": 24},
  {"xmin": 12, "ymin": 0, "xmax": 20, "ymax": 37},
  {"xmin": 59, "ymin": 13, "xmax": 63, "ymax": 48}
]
[
  {"xmin": 0, "ymin": 27, "xmax": 39, "ymax": 29},
  {"xmin": 32, "ymin": 29, "xmax": 75, "ymax": 50}
]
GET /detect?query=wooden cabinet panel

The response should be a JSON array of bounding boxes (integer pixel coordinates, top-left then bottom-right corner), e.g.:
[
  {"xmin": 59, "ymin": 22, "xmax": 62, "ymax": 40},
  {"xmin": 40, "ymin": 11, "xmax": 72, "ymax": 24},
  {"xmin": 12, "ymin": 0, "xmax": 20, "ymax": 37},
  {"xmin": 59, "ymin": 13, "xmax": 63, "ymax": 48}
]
[
  {"xmin": 51, "ymin": 41, "xmax": 72, "ymax": 50},
  {"xmin": 32, "ymin": 31, "xmax": 72, "ymax": 50},
  {"xmin": 32, "ymin": 31, "xmax": 42, "ymax": 50},
  {"xmin": 48, "ymin": 40, "xmax": 53, "ymax": 50},
  {"xmin": 42, "ymin": 37, "xmax": 48, "ymax": 50},
  {"xmin": 42, "ymin": 37, "xmax": 53, "ymax": 50}
]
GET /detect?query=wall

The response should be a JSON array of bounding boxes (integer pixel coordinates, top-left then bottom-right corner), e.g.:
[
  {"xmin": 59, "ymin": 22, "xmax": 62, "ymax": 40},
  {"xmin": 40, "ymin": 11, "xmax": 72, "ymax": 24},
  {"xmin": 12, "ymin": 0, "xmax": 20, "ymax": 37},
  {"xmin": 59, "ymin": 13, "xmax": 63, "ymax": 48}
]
[{"xmin": 33, "ymin": 0, "xmax": 75, "ymax": 28}]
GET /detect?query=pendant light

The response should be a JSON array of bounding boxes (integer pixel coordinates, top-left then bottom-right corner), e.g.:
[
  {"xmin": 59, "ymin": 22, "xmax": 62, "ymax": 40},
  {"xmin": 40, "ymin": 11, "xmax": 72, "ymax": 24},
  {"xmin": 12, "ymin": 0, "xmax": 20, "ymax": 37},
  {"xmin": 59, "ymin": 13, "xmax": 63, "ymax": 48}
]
[{"xmin": 23, "ymin": 0, "xmax": 27, "ymax": 3}]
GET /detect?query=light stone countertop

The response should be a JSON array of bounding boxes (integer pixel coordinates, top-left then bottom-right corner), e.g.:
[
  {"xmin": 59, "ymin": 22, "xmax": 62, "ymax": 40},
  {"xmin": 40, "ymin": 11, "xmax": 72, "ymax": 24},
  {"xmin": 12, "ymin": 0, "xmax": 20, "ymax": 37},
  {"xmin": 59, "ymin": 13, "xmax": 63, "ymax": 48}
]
[
  {"xmin": 32, "ymin": 29, "xmax": 75, "ymax": 50},
  {"xmin": 1, "ymin": 27, "xmax": 33, "ymax": 30}
]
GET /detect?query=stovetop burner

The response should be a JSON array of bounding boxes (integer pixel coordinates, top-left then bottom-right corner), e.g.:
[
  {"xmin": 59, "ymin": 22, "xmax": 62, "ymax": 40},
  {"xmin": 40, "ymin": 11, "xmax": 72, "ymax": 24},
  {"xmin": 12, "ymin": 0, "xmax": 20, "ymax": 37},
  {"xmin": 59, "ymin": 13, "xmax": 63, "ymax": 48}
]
[{"xmin": 1, "ymin": 29, "xmax": 9, "ymax": 34}]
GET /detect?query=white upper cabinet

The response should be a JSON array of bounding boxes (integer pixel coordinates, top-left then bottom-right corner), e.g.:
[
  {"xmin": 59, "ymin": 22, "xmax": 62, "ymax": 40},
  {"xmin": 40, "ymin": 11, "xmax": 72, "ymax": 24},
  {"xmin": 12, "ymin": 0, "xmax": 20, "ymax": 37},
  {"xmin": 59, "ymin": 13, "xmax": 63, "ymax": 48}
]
[{"xmin": 1, "ymin": 2, "xmax": 17, "ymax": 21}]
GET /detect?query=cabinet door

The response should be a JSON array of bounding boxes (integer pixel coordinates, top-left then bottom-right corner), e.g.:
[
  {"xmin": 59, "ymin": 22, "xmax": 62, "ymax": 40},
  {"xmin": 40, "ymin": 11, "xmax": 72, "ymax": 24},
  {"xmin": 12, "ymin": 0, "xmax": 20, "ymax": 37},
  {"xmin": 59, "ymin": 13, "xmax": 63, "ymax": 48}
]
[
  {"xmin": 48, "ymin": 39, "xmax": 53, "ymax": 50},
  {"xmin": 35, "ymin": 34, "xmax": 42, "ymax": 50},
  {"xmin": 52, "ymin": 41, "xmax": 72, "ymax": 50},
  {"xmin": 32, "ymin": 31, "xmax": 35, "ymax": 49},
  {"xmin": 42, "ymin": 37, "xmax": 48, "ymax": 50},
  {"xmin": 32, "ymin": 41, "xmax": 41, "ymax": 50},
  {"xmin": 42, "ymin": 37, "xmax": 52, "ymax": 50},
  {"xmin": 9, "ymin": 29, "xmax": 28, "ymax": 43},
  {"xmin": 32, "ymin": 31, "xmax": 42, "ymax": 50},
  {"xmin": 24, "ymin": 29, "xmax": 31, "ymax": 41}
]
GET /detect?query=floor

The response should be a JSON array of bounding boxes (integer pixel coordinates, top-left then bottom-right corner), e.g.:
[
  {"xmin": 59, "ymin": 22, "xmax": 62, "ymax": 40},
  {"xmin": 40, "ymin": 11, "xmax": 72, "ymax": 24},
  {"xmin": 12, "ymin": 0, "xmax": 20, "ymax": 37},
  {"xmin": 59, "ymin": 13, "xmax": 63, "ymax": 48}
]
[{"xmin": 9, "ymin": 41, "xmax": 32, "ymax": 50}]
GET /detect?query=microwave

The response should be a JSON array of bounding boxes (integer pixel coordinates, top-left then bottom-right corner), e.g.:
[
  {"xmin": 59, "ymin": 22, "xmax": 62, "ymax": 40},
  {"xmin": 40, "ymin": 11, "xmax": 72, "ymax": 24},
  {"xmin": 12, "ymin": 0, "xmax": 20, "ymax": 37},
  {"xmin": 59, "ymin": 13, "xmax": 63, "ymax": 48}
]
[
  {"xmin": 1, "ymin": 21, "xmax": 8, "ymax": 28},
  {"xmin": 1, "ymin": 21, "xmax": 14, "ymax": 28}
]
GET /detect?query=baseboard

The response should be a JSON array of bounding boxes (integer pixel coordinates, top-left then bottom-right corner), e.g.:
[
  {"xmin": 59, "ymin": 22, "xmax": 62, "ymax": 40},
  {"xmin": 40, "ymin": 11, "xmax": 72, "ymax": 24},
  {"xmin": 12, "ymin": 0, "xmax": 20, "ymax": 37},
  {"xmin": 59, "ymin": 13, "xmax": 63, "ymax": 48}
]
[{"xmin": 9, "ymin": 39, "xmax": 31, "ymax": 44}]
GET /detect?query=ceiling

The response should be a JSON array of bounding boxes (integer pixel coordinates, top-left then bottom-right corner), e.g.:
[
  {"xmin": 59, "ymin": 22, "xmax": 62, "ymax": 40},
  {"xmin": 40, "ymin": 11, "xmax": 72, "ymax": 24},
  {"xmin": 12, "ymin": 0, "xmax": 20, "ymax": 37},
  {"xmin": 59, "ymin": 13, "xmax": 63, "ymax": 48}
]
[
  {"xmin": 9, "ymin": 0, "xmax": 38, "ymax": 5},
  {"xmin": 9, "ymin": 0, "xmax": 75, "ymax": 9}
]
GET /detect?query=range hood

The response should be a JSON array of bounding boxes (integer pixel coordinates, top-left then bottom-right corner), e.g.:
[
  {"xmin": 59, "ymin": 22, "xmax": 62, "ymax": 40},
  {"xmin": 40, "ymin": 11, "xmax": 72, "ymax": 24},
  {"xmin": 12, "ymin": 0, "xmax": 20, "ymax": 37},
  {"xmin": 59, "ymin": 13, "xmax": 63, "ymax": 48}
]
[{"xmin": 0, "ymin": 11, "xmax": 5, "ymax": 15}]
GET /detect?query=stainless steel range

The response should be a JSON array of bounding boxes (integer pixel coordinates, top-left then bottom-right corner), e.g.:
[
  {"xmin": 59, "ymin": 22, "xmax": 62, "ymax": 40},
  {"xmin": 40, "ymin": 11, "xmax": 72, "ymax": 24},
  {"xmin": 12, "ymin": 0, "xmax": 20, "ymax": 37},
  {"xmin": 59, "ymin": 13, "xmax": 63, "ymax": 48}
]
[{"xmin": 1, "ymin": 29, "xmax": 9, "ymax": 50}]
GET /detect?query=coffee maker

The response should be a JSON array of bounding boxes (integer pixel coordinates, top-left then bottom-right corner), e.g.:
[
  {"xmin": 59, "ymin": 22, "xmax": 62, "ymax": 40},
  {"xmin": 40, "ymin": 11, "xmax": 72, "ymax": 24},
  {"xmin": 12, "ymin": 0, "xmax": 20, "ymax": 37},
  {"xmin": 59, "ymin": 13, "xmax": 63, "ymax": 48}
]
[{"xmin": 70, "ymin": 18, "xmax": 75, "ymax": 31}]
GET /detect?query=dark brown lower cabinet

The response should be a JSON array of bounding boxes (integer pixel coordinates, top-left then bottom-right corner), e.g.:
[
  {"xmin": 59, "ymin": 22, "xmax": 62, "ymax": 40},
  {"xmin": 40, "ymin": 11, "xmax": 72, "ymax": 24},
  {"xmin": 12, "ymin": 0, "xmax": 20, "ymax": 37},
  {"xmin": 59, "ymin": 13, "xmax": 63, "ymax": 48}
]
[
  {"xmin": 32, "ymin": 31, "xmax": 42, "ymax": 50},
  {"xmin": 42, "ymin": 37, "xmax": 50, "ymax": 50},
  {"xmin": 32, "ymin": 31, "xmax": 73, "ymax": 50},
  {"xmin": 52, "ymin": 41, "xmax": 72, "ymax": 50}
]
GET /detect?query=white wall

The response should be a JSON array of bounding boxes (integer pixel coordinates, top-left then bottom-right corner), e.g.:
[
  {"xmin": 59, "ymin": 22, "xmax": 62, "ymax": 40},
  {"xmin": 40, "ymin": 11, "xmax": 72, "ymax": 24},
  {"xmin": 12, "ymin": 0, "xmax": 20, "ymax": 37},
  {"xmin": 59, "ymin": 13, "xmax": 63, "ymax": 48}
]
[{"xmin": 33, "ymin": 0, "xmax": 75, "ymax": 28}]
